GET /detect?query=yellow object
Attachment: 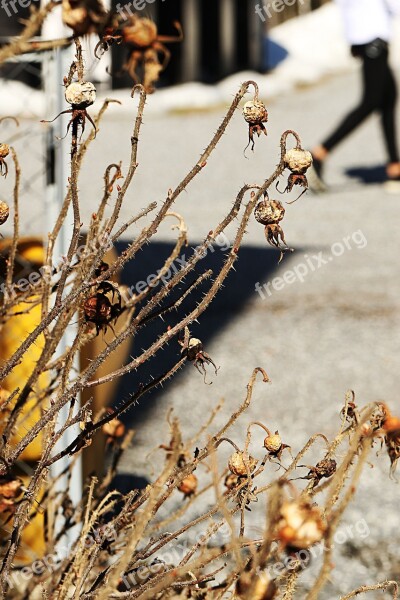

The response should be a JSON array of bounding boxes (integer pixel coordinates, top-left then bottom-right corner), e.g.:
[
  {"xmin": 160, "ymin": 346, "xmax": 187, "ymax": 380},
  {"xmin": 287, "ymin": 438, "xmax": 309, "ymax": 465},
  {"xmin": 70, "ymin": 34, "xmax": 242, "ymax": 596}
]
[
  {"xmin": 0, "ymin": 238, "xmax": 48, "ymax": 562},
  {"xmin": 0, "ymin": 238, "xmax": 48, "ymax": 462}
]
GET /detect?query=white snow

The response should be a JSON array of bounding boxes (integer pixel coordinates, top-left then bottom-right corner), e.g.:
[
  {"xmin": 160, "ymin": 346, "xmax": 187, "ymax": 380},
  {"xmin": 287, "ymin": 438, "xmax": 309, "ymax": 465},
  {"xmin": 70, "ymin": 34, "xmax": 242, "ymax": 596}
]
[{"xmin": 1, "ymin": 3, "xmax": 400, "ymax": 118}]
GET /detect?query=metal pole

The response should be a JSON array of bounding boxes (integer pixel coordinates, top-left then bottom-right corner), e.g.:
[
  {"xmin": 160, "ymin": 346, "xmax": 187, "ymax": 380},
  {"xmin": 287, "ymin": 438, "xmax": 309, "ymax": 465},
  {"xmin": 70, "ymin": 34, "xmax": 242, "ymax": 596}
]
[
  {"xmin": 248, "ymin": 0, "xmax": 264, "ymax": 71},
  {"xmin": 220, "ymin": 0, "xmax": 235, "ymax": 76},
  {"xmin": 42, "ymin": 7, "xmax": 82, "ymax": 544},
  {"xmin": 181, "ymin": 0, "xmax": 200, "ymax": 81}
]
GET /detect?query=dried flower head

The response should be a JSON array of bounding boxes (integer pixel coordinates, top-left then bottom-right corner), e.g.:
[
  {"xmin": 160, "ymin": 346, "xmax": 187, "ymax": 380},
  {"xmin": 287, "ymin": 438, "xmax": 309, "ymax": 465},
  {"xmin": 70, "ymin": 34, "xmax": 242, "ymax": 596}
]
[
  {"xmin": 185, "ymin": 338, "xmax": 203, "ymax": 361},
  {"xmin": 254, "ymin": 199, "xmax": 285, "ymax": 226},
  {"xmin": 284, "ymin": 148, "xmax": 313, "ymax": 174},
  {"xmin": 264, "ymin": 432, "xmax": 283, "ymax": 455},
  {"xmin": 65, "ymin": 81, "xmax": 97, "ymax": 109},
  {"xmin": 42, "ymin": 80, "xmax": 97, "ymax": 140},
  {"xmin": 383, "ymin": 416, "xmax": 400, "ymax": 434},
  {"xmin": 0, "ymin": 477, "xmax": 23, "ymax": 499},
  {"xmin": 84, "ymin": 294, "xmax": 112, "ymax": 324},
  {"xmin": 224, "ymin": 472, "xmax": 240, "ymax": 491},
  {"xmin": 243, "ymin": 100, "xmax": 268, "ymax": 125},
  {"xmin": 382, "ymin": 414, "xmax": 400, "ymax": 478},
  {"xmin": 178, "ymin": 473, "xmax": 198, "ymax": 497},
  {"xmin": 277, "ymin": 499, "xmax": 326, "ymax": 550},
  {"xmin": 83, "ymin": 282, "xmax": 122, "ymax": 335},
  {"xmin": 341, "ymin": 397, "xmax": 359, "ymax": 424},
  {"xmin": 370, "ymin": 402, "xmax": 388, "ymax": 432},
  {"xmin": 179, "ymin": 333, "xmax": 218, "ymax": 383},
  {"xmin": 243, "ymin": 99, "xmax": 268, "ymax": 151},
  {"xmin": 122, "ymin": 17, "xmax": 158, "ymax": 47},
  {"xmin": 228, "ymin": 451, "xmax": 257, "ymax": 477},
  {"xmin": 0, "ymin": 200, "xmax": 10, "ymax": 225},
  {"xmin": 0, "ymin": 497, "xmax": 16, "ymax": 515},
  {"xmin": 306, "ymin": 458, "xmax": 337, "ymax": 482},
  {"xmin": 102, "ymin": 417, "xmax": 125, "ymax": 440},
  {"xmin": 62, "ymin": 0, "xmax": 108, "ymax": 36},
  {"xmin": 120, "ymin": 16, "xmax": 183, "ymax": 92},
  {"xmin": 0, "ymin": 143, "xmax": 9, "ymax": 158}
]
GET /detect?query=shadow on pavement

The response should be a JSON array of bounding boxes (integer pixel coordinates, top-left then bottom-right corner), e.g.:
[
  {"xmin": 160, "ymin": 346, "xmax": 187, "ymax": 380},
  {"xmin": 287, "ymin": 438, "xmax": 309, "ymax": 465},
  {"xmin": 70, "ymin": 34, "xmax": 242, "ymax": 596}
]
[
  {"xmin": 345, "ymin": 165, "xmax": 387, "ymax": 184},
  {"xmin": 112, "ymin": 241, "xmax": 284, "ymax": 428}
]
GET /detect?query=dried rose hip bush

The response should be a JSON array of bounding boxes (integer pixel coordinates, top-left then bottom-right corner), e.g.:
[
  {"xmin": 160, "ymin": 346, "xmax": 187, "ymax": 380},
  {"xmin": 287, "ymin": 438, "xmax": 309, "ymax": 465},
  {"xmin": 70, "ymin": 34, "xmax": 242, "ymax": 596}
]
[{"xmin": 0, "ymin": 7, "xmax": 399, "ymax": 600}]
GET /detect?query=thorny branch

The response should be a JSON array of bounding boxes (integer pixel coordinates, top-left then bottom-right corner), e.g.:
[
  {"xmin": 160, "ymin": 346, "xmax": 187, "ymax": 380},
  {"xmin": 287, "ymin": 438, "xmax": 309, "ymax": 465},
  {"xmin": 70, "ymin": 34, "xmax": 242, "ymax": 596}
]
[{"xmin": 0, "ymin": 31, "xmax": 397, "ymax": 600}]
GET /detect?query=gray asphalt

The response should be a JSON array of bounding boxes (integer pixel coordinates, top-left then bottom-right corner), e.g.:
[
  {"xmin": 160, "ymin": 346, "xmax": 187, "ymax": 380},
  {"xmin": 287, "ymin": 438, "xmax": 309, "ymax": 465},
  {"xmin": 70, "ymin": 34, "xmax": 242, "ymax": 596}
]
[{"xmin": 2, "ymin": 68, "xmax": 400, "ymax": 597}]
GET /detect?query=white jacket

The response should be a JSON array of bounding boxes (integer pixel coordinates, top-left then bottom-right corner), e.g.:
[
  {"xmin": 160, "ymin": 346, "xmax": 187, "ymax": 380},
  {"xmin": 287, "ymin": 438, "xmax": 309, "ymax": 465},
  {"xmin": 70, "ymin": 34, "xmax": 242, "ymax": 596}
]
[{"xmin": 335, "ymin": 0, "xmax": 400, "ymax": 44}]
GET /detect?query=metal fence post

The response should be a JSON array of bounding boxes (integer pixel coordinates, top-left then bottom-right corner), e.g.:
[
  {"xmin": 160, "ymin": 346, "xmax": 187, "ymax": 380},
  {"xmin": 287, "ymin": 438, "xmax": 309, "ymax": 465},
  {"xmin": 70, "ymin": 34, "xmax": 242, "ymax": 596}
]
[{"xmin": 42, "ymin": 15, "xmax": 82, "ymax": 543}]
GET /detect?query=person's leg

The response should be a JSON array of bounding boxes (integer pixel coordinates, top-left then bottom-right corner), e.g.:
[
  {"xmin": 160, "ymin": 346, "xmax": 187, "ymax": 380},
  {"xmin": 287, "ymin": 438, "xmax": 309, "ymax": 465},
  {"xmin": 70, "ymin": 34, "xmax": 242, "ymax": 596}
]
[
  {"xmin": 310, "ymin": 49, "xmax": 387, "ymax": 190},
  {"xmin": 380, "ymin": 60, "xmax": 400, "ymax": 177},
  {"xmin": 320, "ymin": 51, "xmax": 385, "ymax": 154}
]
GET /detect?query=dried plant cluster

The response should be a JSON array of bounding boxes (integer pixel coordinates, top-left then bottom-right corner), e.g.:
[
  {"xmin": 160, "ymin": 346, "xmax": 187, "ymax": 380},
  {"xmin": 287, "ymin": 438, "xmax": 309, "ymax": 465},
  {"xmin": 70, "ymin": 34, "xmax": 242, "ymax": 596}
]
[
  {"xmin": 0, "ymin": 10, "xmax": 399, "ymax": 600},
  {"xmin": 0, "ymin": 0, "xmax": 182, "ymax": 94}
]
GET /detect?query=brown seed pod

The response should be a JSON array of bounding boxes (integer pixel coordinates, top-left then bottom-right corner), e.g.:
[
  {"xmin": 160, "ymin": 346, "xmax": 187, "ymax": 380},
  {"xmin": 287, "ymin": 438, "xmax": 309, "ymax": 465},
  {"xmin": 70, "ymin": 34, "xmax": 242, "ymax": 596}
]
[
  {"xmin": 179, "ymin": 334, "xmax": 218, "ymax": 383},
  {"xmin": 122, "ymin": 17, "xmax": 158, "ymax": 47},
  {"xmin": 224, "ymin": 472, "xmax": 240, "ymax": 490},
  {"xmin": 383, "ymin": 416, "xmax": 400, "ymax": 434},
  {"xmin": 228, "ymin": 451, "xmax": 257, "ymax": 477},
  {"xmin": 0, "ymin": 200, "xmax": 9, "ymax": 225},
  {"xmin": 243, "ymin": 99, "xmax": 268, "ymax": 151},
  {"xmin": 186, "ymin": 338, "xmax": 203, "ymax": 361},
  {"xmin": 62, "ymin": 0, "xmax": 90, "ymax": 34},
  {"xmin": 243, "ymin": 100, "xmax": 268, "ymax": 125},
  {"xmin": 264, "ymin": 432, "xmax": 282, "ymax": 454},
  {"xmin": 0, "ymin": 497, "xmax": 16, "ymax": 515},
  {"xmin": 65, "ymin": 82, "xmax": 96, "ymax": 109},
  {"xmin": 254, "ymin": 199, "xmax": 285, "ymax": 226},
  {"xmin": 341, "ymin": 398, "xmax": 358, "ymax": 424},
  {"xmin": 312, "ymin": 458, "xmax": 337, "ymax": 480},
  {"xmin": 277, "ymin": 499, "xmax": 326, "ymax": 550},
  {"xmin": 84, "ymin": 294, "xmax": 112, "ymax": 324},
  {"xmin": 236, "ymin": 572, "xmax": 277, "ymax": 600},
  {"xmin": 178, "ymin": 473, "xmax": 198, "ymax": 497},
  {"xmin": 102, "ymin": 418, "xmax": 125, "ymax": 440},
  {"xmin": 62, "ymin": 0, "xmax": 107, "ymax": 36},
  {"xmin": 0, "ymin": 477, "xmax": 23, "ymax": 499},
  {"xmin": 0, "ymin": 143, "xmax": 9, "ymax": 158},
  {"xmin": 284, "ymin": 148, "xmax": 313, "ymax": 174},
  {"xmin": 382, "ymin": 414, "xmax": 400, "ymax": 477}
]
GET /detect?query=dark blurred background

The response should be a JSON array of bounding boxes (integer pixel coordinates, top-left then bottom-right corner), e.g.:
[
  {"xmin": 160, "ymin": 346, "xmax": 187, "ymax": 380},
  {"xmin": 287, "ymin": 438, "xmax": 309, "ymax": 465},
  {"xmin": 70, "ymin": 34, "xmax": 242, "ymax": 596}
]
[{"xmin": 0, "ymin": 0, "xmax": 330, "ymax": 88}]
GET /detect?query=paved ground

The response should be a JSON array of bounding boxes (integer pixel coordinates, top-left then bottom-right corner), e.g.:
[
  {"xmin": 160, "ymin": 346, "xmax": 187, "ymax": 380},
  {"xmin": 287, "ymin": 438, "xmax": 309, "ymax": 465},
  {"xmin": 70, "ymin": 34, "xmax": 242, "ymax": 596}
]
[{"xmin": 2, "ymin": 68, "xmax": 400, "ymax": 596}]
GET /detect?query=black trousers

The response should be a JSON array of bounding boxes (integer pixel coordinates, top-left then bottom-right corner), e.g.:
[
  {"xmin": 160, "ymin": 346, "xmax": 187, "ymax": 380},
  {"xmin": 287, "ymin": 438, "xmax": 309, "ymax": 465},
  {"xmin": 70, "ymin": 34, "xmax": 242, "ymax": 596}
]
[{"xmin": 322, "ymin": 40, "xmax": 399, "ymax": 164}]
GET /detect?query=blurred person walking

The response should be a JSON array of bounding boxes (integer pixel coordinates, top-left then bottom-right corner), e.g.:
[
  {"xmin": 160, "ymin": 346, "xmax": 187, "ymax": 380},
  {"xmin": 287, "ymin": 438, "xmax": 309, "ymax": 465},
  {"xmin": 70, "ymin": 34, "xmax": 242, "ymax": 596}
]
[{"xmin": 311, "ymin": 0, "xmax": 400, "ymax": 192}]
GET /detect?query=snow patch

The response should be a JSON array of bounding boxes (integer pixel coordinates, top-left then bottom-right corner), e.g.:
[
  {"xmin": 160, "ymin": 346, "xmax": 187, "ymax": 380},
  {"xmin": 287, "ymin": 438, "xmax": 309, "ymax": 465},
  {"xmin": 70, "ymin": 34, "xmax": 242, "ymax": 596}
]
[{"xmin": 1, "ymin": 3, "xmax": 399, "ymax": 118}]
